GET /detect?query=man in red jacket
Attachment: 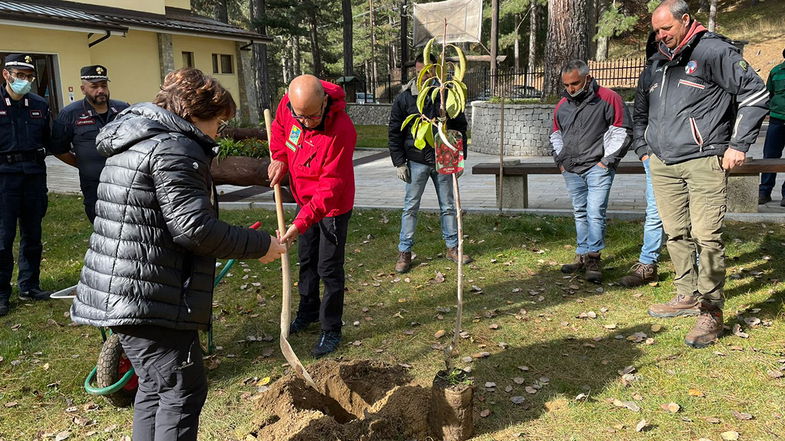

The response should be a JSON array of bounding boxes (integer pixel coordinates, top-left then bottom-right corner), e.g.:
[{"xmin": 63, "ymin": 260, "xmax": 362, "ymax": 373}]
[{"xmin": 269, "ymin": 74, "xmax": 356, "ymax": 357}]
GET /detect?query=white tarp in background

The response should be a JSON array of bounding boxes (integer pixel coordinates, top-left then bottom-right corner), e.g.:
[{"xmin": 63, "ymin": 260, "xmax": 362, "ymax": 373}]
[{"xmin": 412, "ymin": 0, "xmax": 483, "ymax": 47}]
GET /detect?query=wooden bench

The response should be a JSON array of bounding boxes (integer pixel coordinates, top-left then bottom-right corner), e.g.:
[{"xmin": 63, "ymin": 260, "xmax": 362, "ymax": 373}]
[{"xmin": 472, "ymin": 159, "xmax": 785, "ymax": 213}]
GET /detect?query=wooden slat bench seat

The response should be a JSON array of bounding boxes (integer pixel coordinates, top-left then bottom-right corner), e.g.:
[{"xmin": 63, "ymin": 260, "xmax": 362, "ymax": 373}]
[{"xmin": 472, "ymin": 159, "xmax": 785, "ymax": 212}]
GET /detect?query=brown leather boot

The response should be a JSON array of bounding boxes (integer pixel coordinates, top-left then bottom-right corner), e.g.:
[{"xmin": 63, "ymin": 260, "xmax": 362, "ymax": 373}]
[
  {"xmin": 446, "ymin": 247, "xmax": 473, "ymax": 264},
  {"xmin": 684, "ymin": 304, "xmax": 723, "ymax": 349},
  {"xmin": 618, "ymin": 262, "xmax": 658, "ymax": 287},
  {"xmin": 648, "ymin": 293, "xmax": 701, "ymax": 318},
  {"xmin": 561, "ymin": 254, "xmax": 586, "ymax": 274},
  {"xmin": 584, "ymin": 252, "xmax": 602, "ymax": 283},
  {"xmin": 395, "ymin": 251, "xmax": 412, "ymax": 273}
]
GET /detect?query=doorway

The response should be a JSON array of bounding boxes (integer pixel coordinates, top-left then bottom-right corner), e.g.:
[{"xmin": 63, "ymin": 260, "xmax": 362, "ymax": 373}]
[{"xmin": 1, "ymin": 52, "xmax": 61, "ymax": 115}]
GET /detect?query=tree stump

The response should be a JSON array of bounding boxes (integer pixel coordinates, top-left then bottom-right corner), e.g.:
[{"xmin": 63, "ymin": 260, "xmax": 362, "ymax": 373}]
[{"xmin": 428, "ymin": 369, "xmax": 474, "ymax": 441}]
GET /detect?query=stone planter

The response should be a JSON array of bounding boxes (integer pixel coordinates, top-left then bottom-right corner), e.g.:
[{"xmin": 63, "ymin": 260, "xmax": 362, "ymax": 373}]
[
  {"xmin": 428, "ymin": 369, "xmax": 474, "ymax": 441},
  {"xmin": 469, "ymin": 101, "xmax": 555, "ymax": 156}
]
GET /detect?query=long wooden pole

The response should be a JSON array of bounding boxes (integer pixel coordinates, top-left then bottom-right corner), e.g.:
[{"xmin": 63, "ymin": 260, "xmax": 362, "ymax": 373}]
[{"xmin": 263, "ymin": 109, "xmax": 317, "ymax": 390}]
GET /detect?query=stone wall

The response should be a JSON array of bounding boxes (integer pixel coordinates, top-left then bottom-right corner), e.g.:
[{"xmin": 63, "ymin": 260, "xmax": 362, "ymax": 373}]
[
  {"xmin": 470, "ymin": 101, "xmax": 635, "ymax": 156},
  {"xmin": 346, "ymin": 103, "xmax": 473, "ymax": 127}
]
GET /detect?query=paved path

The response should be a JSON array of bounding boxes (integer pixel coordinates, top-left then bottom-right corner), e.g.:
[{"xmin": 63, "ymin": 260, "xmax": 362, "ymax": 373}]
[{"xmin": 44, "ymin": 124, "xmax": 784, "ymax": 216}]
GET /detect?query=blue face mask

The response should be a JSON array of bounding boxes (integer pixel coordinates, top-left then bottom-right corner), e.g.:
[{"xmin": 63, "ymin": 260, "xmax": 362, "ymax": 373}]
[{"xmin": 9, "ymin": 77, "xmax": 32, "ymax": 96}]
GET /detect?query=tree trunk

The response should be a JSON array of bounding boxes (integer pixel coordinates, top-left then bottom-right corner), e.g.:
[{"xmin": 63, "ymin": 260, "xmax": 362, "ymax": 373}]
[
  {"xmin": 293, "ymin": 36, "xmax": 302, "ymax": 76},
  {"xmin": 369, "ymin": 0, "xmax": 379, "ymax": 98},
  {"xmin": 698, "ymin": 0, "xmax": 709, "ymax": 13},
  {"xmin": 308, "ymin": 10, "xmax": 322, "ymax": 77},
  {"xmin": 543, "ymin": 0, "xmax": 590, "ymax": 98},
  {"xmin": 490, "ymin": 0, "xmax": 499, "ymax": 95},
  {"xmin": 342, "ymin": 0, "xmax": 356, "ymax": 101},
  {"xmin": 593, "ymin": 0, "xmax": 608, "ymax": 61},
  {"xmin": 595, "ymin": 37, "xmax": 608, "ymax": 61},
  {"xmin": 251, "ymin": 0, "xmax": 270, "ymax": 111},
  {"xmin": 400, "ymin": 0, "xmax": 409, "ymax": 83},
  {"xmin": 214, "ymin": 0, "xmax": 228, "ymax": 23},
  {"xmin": 708, "ymin": 0, "xmax": 718, "ymax": 33},
  {"xmin": 514, "ymin": 13, "xmax": 521, "ymax": 73},
  {"xmin": 528, "ymin": 2, "xmax": 537, "ymax": 77}
]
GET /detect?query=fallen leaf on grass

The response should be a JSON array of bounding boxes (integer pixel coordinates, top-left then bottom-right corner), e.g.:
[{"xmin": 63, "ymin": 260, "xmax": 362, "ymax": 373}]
[
  {"xmin": 484, "ymin": 382, "xmax": 497, "ymax": 388},
  {"xmin": 575, "ymin": 393, "xmax": 589, "ymax": 401},
  {"xmin": 434, "ymin": 330, "xmax": 446, "ymax": 339},
  {"xmin": 511, "ymin": 396, "xmax": 525, "ymax": 405},
  {"xmin": 505, "ymin": 385, "xmax": 513, "ymax": 392},
  {"xmin": 768, "ymin": 370, "xmax": 785, "ymax": 379},
  {"xmin": 732, "ymin": 410, "xmax": 754, "ymax": 420},
  {"xmin": 479, "ymin": 409, "xmax": 491, "ymax": 418},
  {"xmin": 489, "ymin": 323, "xmax": 500, "ymax": 330},
  {"xmin": 721, "ymin": 431, "xmax": 740, "ymax": 441},
  {"xmin": 430, "ymin": 272, "xmax": 445, "ymax": 284},
  {"xmin": 704, "ymin": 417, "xmax": 721, "ymax": 424},
  {"xmin": 544, "ymin": 398, "xmax": 568, "ymax": 412},
  {"xmin": 472, "ymin": 352, "xmax": 490, "ymax": 359},
  {"xmin": 612, "ymin": 399, "xmax": 640, "ymax": 412},
  {"xmin": 635, "ymin": 419, "xmax": 648, "ymax": 432},
  {"xmin": 513, "ymin": 377, "xmax": 525, "ymax": 384},
  {"xmin": 525, "ymin": 386, "xmax": 538, "ymax": 394},
  {"xmin": 688, "ymin": 388, "xmax": 705, "ymax": 397},
  {"xmin": 744, "ymin": 317, "xmax": 761, "ymax": 327},
  {"xmin": 732, "ymin": 324, "xmax": 749, "ymax": 339},
  {"xmin": 650, "ymin": 324, "xmax": 663, "ymax": 333},
  {"xmin": 55, "ymin": 431, "xmax": 71, "ymax": 441},
  {"xmin": 4, "ymin": 402, "xmax": 17, "ymax": 408},
  {"xmin": 661, "ymin": 402, "xmax": 681, "ymax": 413}
]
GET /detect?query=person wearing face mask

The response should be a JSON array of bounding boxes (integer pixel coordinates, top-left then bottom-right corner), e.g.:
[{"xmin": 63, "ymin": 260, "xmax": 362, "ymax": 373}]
[
  {"xmin": 0, "ymin": 53, "xmax": 54, "ymax": 316},
  {"xmin": 268, "ymin": 74, "xmax": 356, "ymax": 357},
  {"xmin": 640, "ymin": 0, "xmax": 768, "ymax": 349},
  {"xmin": 551, "ymin": 59, "xmax": 632, "ymax": 284},
  {"xmin": 50, "ymin": 65, "xmax": 129, "ymax": 223}
]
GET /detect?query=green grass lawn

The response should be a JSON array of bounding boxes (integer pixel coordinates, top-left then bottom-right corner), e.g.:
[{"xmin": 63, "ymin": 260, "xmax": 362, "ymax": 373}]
[
  {"xmin": 356, "ymin": 125, "xmax": 389, "ymax": 149},
  {"xmin": 2, "ymin": 195, "xmax": 785, "ymax": 440}
]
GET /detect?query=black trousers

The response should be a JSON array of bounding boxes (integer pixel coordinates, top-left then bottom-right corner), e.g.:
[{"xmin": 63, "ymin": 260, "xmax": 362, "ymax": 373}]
[
  {"xmin": 113, "ymin": 326, "xmax": 208, "ymax": 441},
  {"xmin": 80, "ymin": 178, "xmax": 99, "ymax": 223},
  {"xmin": 297, "ymin": 210, "xmax": 351, "ymax": 332},
  {"xmin": 0, "ymin": 172, "xmax": 47, "ymax": 296}
]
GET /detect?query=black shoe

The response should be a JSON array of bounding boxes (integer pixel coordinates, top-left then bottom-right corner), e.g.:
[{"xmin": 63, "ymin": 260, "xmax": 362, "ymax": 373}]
[
  {"xmin": 289, "ymin": 316, "xmax": 317, "ymax": 335},
  {"xmin": 19, "ymin": 288, "xmax": 53, "ymax": 301},
  {"xmin": 780, "ymin": 198, "xmax": 785, "ymax": 207},
  {"xmin": 312, "ymin": 330, "xmax": 341, "ymax": 357},
  {"xmin": 759, "ymin": 193, "xmax": 772, "ymax": 205}
]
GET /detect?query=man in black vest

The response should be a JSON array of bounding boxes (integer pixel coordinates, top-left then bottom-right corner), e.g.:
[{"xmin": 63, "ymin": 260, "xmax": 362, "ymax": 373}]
[{"xmin": 51, "ymin": 65, "xmax": 129, "ymax": 222}]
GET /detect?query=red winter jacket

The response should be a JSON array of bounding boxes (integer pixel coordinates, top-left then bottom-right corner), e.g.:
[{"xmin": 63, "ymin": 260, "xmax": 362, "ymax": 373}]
[{"xmin": 270, "ymin": 81, "xmax": 356, "ymax": 233}]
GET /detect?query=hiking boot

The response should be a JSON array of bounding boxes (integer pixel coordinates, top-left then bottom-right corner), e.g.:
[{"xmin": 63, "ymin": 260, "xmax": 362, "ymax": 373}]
[
  {"xmin": 446, "ymin": 248, "xmax": 473, "ymax": 265},
  {"xmin": 584, "ymin": 252, "xmax": 602, "ymax": 283},
  {"xmin": 618, "ymin": 262, "xmax": 658, "ymax": 287},
  {"xmin": 561, "ymin": 254, "xmax": 586, "ymax": 274},
  {"xmin": 648, "ymin": 293, "xmax": 701, "ymax": 318},
  {"xmin": 684, "ymin": 304, "xmax": 723, "ymax": 349},
  {"xmin": 312, "ymin": 330, "xmax": 341, "ymax": 357},
  {"xmin": 18, "ymin": 288, "xmax": 53, "ymax": 301},
  {"xmin": 289, "ymin": 315, "xmax": 318, "ymax": 335},
  {"xmin": 395, "ymin": 251, "xmax": 412, "ymax": 273},
  {"xmin": 780, "ymin": 198, "xmax": 785, "ymax": 207},
  {"xmin": 759, "ymin": 192, "xmax": 772, "ymax": 205}
]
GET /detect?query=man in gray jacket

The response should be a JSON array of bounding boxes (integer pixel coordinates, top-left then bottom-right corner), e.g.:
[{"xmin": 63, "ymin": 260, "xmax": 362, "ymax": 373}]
[
  {"xmin": 551, "ymin": 59, "xmax": 631, "ymax": 283},
  {"xmin": 642, "ymin": 0, "xmax": 768, "ymax": 348}
]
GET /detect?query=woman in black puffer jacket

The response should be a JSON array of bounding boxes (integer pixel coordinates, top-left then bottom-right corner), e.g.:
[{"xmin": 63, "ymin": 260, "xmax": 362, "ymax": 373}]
[{"xmin": 71, "ymin": 68, "xmax": 285, "ymax": 441}]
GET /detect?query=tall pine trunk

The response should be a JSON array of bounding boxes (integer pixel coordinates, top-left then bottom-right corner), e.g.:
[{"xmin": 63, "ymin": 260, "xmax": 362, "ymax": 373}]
[
  {"xmin": 343, "ymin": 0, "xmax": 356, "ymax": 101},
  {"xmin": 543, "ymin": 0, "xmax": 589, "ymax": 97},
  {"xmin": 308, "ymin": 11, "xmax": 323, "ymax": 77},
  {"xmin": 251, "ymin": 0, "xmax": 271, "ymax": 111},
  {"xmin": 528, "ymin": 2, "xmax": 537, "ymax": 76},
  {"xmin": 708, "ymin": 0, "xmax": 718, "ymax": 32},
  {"xmin": 293, "ymin": 35, "xmax": 302, "ymax": 76}
]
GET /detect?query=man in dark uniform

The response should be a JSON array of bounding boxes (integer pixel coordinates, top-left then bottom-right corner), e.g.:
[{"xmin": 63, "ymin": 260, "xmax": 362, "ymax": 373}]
[
  {"xmin": 0, "ymin": 54, "xmax": 53, "ymax": 316},
  {"xmin": 51, "ymin": 65, "xmax": 129, "ymax": 222}
]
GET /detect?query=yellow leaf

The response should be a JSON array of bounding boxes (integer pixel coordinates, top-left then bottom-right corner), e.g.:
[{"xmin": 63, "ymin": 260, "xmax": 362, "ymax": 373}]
[{"xmin": 256, "ymin": 376, "xmax": 271, "ymax": 387}]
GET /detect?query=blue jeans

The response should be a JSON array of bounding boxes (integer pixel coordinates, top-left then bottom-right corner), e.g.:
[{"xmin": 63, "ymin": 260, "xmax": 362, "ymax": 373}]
[
  {"xmin": 562, "ymin": 164, "xmax": 615, "ymax": 254},
  {"xmin": 640, "ymin": 158, "xmax": 664, "ymax": 265},
  {"xmin": 398, "ymin": 161, "xmax": 458, "ymax": 252},
  {"xmin": 759, "ymin": 117, "xmax": 785, "ymax": 198}
]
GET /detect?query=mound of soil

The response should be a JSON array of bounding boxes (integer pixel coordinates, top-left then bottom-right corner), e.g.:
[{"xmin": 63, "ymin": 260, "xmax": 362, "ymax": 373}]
[{"xmin": 248, "ymin": 360, "xmax": 433, "ymax": 441}]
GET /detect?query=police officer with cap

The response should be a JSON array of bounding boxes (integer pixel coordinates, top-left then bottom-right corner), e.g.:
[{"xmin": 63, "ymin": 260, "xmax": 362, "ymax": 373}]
[
  {"xmin": 51, "ymin": 65, "xmax": 129, "ymax": 223},
  {"xmin": 0, "ymin": 53, "xmax": 53, "ymax": 316}
]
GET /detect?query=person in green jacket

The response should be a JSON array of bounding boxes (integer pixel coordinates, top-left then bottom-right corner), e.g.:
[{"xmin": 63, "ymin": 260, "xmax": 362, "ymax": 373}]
[{"xmin": 758, "ymin": 48, "xmax": 785, "ymax": 205}]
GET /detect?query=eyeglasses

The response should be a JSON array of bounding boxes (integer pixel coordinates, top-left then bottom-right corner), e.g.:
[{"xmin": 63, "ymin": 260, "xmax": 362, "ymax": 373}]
[
  {"xmin": 10, "ymin": 71, "xmax": 35, "ymax": 82},
  {"xmin": 290, "ymin": 100, "xmax": 326, "ymax": 123},
  {"xmin": 217, "ymin": 120, "xmax": 229, "ymax": 136}
]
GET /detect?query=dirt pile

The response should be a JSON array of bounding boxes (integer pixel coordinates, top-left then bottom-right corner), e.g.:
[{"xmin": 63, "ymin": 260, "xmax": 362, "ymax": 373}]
[{"xmin": 248, "ymin": 359, "xmax": 433, "ymax": 441}]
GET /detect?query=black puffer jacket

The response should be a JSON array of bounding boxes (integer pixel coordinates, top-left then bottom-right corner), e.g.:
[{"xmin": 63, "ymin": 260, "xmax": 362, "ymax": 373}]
[{"xmin": 71, "ymin": 103, "xmax": 271, "ymax": 330}]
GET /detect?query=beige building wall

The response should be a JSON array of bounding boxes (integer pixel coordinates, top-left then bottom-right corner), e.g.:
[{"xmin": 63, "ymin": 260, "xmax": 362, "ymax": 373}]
[
  {"xmin": 71, "ymin": 0, "xmax": 164, "ymax": 14},
  {"xmin": 165, "ymin": 0, "xmax": 191, "ymax": 9},
  {"xmin": 0, "ymin": 24, "xmax": 90, "ymax": 107},
  {"xmin": 171, "ymin": 35, "xmax": 240, "ymax": 104},
  {"xmin": 88, "ymin": 31, "xmax": 162, "ymax": 105}
]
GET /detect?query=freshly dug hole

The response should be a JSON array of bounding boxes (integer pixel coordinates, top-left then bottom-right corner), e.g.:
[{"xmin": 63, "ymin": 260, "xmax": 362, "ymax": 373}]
[{"xmin": 248, "ymin": 359, "xmax": 433, "ymax": 441}]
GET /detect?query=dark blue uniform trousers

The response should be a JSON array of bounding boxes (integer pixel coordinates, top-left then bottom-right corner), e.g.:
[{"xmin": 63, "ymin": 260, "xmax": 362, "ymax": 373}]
[
  {"xmin": 297, "ymin": 210, "xmax": 351, "ymax": 332},
  {"xmin": 113, "ymin": 326, "xmax": 208, "ymax": 441},
  {"xmin": 0, "ymin": 172, "xmax": 47, "ymax": 296}
]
